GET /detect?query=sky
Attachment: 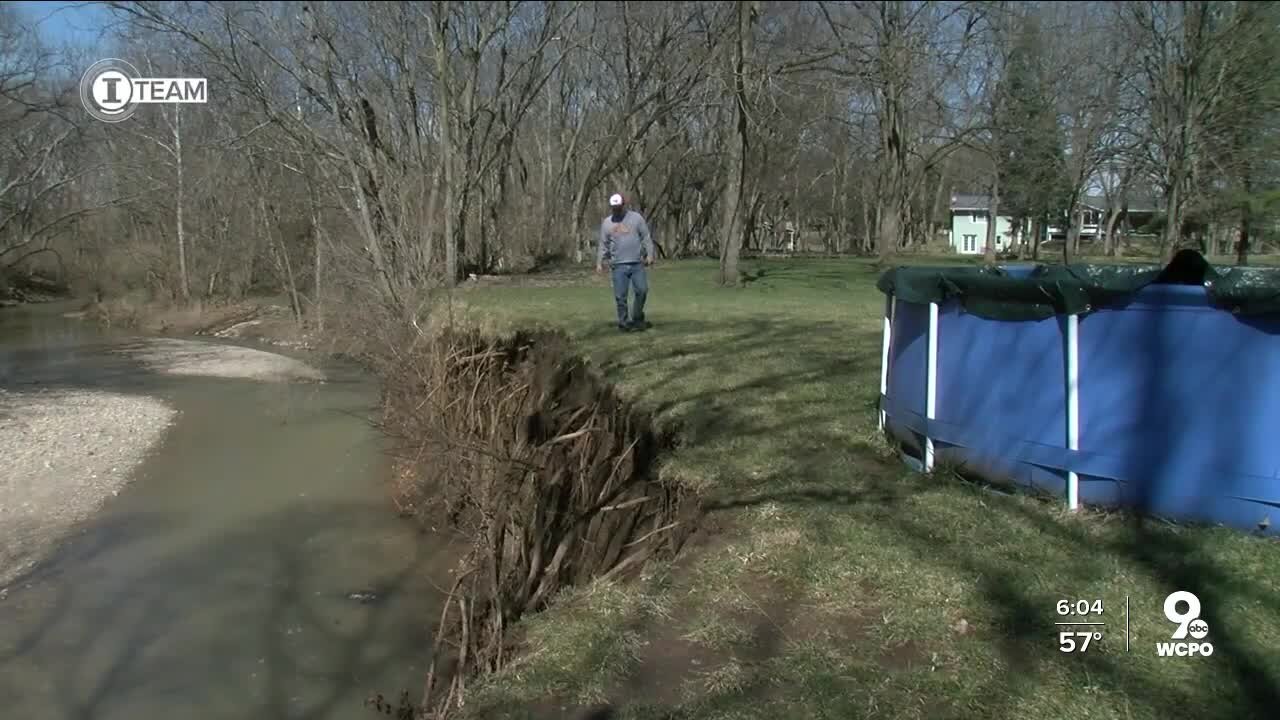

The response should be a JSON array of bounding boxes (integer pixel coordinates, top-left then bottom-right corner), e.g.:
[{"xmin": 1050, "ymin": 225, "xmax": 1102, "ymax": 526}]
[{"xmin": 13, "ymin": 1, "xmax": 115, "ymax": 49}]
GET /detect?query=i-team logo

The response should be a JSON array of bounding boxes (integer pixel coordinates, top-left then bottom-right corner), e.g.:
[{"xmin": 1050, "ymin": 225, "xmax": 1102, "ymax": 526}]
[
  {"xmin": 80, "ymin": 58, "xmax": 208, "ymax": 123},
  {"xmin": 1156, "ymin": 590, "xmax": 1214, "ymax": 657}
]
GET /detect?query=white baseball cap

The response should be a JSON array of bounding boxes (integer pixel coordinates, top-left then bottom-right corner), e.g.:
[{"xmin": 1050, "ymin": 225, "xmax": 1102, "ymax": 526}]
[{"xmin": 609, "ymin": 193, "xmax": 624, "ymax": 206}]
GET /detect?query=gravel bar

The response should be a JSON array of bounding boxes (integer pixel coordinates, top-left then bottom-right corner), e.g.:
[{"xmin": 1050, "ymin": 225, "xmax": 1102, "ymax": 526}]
[
  {"xmin": 0, "ymin": 338, "xmax": 324, "ymax": 591},
  {"xmin": 118, "ymin": 338, "xmax": 326, "ymax": 382},
  {"xmin": 0, "ymin": 388, "xmax": 178, "ymax": 590}
]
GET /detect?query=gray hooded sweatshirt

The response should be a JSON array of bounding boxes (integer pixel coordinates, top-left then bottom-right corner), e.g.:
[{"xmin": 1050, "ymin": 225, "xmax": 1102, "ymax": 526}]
[{"xmin": 598, "ymin": 210, "xmax": 653, "ymax": 266}]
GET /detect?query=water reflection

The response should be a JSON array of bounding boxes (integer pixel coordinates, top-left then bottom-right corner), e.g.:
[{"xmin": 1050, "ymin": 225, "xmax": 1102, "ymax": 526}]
[{"xmin": 0, "ymin": 303, "xmax": 446, "ymax": 720}]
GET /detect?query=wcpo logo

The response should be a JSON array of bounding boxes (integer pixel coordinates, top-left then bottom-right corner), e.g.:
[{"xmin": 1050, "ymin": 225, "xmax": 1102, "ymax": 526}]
[
  {"xmin": 1156, "ymin": 590, "xmax": 1214, "ymax": 658},
  {"xmin": 80, "ymin": 58, "xmax": 208, "ymax": 123}
]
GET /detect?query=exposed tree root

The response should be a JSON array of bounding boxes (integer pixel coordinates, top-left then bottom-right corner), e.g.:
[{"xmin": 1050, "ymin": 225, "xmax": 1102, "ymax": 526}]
[{"xmin": 374, "ymin": 328, "xmax": 697, "ymax": 719}]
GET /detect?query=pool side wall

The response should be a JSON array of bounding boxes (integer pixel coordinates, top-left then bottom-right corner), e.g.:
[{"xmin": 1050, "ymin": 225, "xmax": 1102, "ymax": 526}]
[{"xmin": 880, "ymin": 282, "xmax": 1280, "ymax": 536}]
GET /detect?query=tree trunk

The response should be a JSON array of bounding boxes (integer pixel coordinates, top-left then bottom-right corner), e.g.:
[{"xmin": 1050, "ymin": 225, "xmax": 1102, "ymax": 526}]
[
  {"xmin": 927, "ymin": 168, "xmax": 948, "ymax": 253},
  {"xmin": 879, "ymin": 165, "xmax": 908, "ymax": 258},
  {"xmin": 1103, "ymin": 205, "xmax": 1122, "ymax": 257},
  {"xmin": 874, "ymin": 194, "xmax": 883, "ymax": 254},
  {"xmin": 276, "ymin": 225, "xmax": 302, "ymax": 323},
  {"xmin": 717, "ymin": 141, "xmax": 745, "ymax": 284},
  {"xmin": 1162, "ymin": 181, "xmax": 1182, "ymax": 263},
  {"xmin": 717, "ymin": 1, "xmax": 756, "ymax": 286},
  {"xmin": 455, "ymin": 47, "xmax": 481, "ymax": 279},
  {"xmin": 313, "ymin": 222, "xmax": 324, "ymax": 332},
  {"xmin": 174, "ymin": 108, "xmax": 190, "ymax": 304},
  {"xmin": 342, "ymin": 153, "xmax": 399, "ymax": 306},
  {"xmin": 902, "ymin": 188, "xmax": 914, "ymax": 250},
  {"xmin": 256, "ymin": 190, "xmax": 302, "ymax": 323},
  {"xmin": 434, "ymin": 2, "xmax": 458, "ymax": 286},
  {"xmin": 744, "ymin": 189, "xmax": 764, "ymax": 255},
  {"xmin": 983, "ymin": 175, "xmax": 999, "ymax": 265},
  {"xmin": 479, "ymin": 174, "xmax": 491, "ymax": 273},
  {"xmin": 207, "ymin": 213, "xmax": 229, "ymax": 297},
  {"xmin": 682, "ymin": 205, "xmax": 694, "ymax": 256},
  {"xmin": 875, "ymin": 2, "xmax": 910, "ymax": 261},
  {"xmin": 1238, "ymin": 175, "xmax": 1252, "ymax": 266},
  {"xmin": 879, "ymin": 183, "xmax": 902, "ymax": 258},
  {"xmin": 1070, "ymin": 209, "xmax": 1083, "ymax": 258},
  {"xmin": 861, "ymin": 175, "xmax": 873, "ymax": 253},
  {"xmin": 571, "ymin": 185, "xmax": 589, "ymax": 264},
  {"xmin": 1062, "ymin": 201, "xmax": 1079, "ymax": 265},
  {"xmin": 790, "ymin": 177, "xmax": 800, "ymax": 253},
  {"xmin": 836, "ymin": 162, "xmax": 849, "ymax": 253},
  {"xmin": 1032, "ymin": 217, "xmax": 1042, "ymax": 261},
  {"xmin": 423, "ymin": 164, "xmax": 441, "ymax": 281}
]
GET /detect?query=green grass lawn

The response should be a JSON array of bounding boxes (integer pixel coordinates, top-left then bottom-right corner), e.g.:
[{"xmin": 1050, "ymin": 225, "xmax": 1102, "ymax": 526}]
[{"xmin": 450, "ymin": 255, "xmax": 1280, "ymax": 720}]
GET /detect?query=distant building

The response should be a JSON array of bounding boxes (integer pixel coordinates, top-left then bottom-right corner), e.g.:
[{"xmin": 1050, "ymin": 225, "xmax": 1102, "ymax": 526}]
[
  {"xmin": 1045, "ymin": 194, "xmax": 1160, "ymax": 242},
  {"xmin": 949, "ymin": 192, "xmax": 1161, "ymax": 254},
  {"xmin": 948, "ymin": 193, "xmax": 1017, "ymax": 255}
]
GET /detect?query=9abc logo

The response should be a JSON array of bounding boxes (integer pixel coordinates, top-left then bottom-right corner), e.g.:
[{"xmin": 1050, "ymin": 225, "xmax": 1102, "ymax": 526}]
[{"xmin": 1160, "ymin": 590, "xmax": 1214, "ymax": 657}]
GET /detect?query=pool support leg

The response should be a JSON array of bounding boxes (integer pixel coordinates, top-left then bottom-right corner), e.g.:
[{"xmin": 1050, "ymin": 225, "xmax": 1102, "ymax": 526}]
[
  {"xmin": 1066, "ymin": 313, "xmax": 1080, "ymax": 511},
  {"xmin": 879, "ymin": 296, "xmax": 896, "ymax": 433},
  {"xmin": 925, "ymin": 301, "xmax": 938, "ymax": 473}
]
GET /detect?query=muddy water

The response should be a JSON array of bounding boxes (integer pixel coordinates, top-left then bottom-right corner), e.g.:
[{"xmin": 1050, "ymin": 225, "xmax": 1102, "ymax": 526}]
[{"xmin": 0, "ymin": 304, "xmax": 445, "ymax": 719}]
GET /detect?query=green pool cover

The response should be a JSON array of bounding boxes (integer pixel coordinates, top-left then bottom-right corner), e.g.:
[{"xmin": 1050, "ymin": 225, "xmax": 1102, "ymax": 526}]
[{"xmin": 876, "ymin": 251, "xmax": 1280, "ymax": 321}]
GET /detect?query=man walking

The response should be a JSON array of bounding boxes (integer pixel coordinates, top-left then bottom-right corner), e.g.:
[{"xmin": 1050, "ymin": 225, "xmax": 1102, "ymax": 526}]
[{"xmin": 596, "ymin": 193, "xmax": 655, "ymax": 332}]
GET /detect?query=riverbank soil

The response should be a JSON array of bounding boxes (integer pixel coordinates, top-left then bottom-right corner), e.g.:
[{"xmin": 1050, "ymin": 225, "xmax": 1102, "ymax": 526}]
[
  {"xmin": 0, "ymin": 269, "xmax": 69, "ymax": 306},
  {"xmin": 450, "ymin": 256, "xmax": 1280, "ymax": 720},
  {"xmin": 85, "ymin": 295, "xmax": 317, "ymax": 349},
  {"xmin": 377, "ymin": 326, "xmax": 698, "ymax": 717}
]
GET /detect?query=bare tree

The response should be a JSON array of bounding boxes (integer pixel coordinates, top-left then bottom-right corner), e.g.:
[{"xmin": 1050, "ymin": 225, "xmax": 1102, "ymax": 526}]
[
  {"xmin": 818, "ymin": 1, "xmax": 982, "ymax": 259},
  {"xmin": 717, "ymin": 1, "xmax": 759, "ymax": 285},
  {"xmin": 1121, "ymin": 1, "xmax": 1272, "ymax": 261},
  {"xmin": 0, "ymin": 6, "xmax": 101, "ymax": 277},
  {"xmin": 2, "ymin": 0, "xmax": 1274, "ymax": 332}
]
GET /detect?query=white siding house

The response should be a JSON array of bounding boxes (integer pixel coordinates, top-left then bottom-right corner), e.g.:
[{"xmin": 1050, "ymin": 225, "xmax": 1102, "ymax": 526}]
[
  {"xmin": 1046, "ymin": 197, "xmax": 1104, "ymax": 240},
  {"xmin": 950, "ymin": 193, "xmax": 1017, "ymax": 255},
  {"xmin": 1045, "ymin": 195, "xmax": 1159, "ymax": 241}
]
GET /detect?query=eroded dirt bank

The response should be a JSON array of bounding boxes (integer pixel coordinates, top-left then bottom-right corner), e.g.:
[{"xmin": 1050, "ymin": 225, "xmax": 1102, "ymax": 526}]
[{"xmin": 371, "ymin": 326, "xmax": 699, "ymax": 718}]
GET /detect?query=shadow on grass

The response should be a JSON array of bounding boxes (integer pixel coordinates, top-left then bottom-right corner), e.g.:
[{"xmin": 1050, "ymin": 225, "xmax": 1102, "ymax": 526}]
[
  {"xmin": 576, "ymin": 315, "xmax": 881, "ymax": 437},
  {"xmin": 541, "ymin": 307, "xmax": 1278, "ymax": 719},
  {"xmin": 730, "ymin": 260, "xmax": 874, "ymax": 291},
  {"xmin": 1124, "ymin": 522, "xmax": 1280, "ymax": 710},
  {"xmin": 876, "ymin": 476, "xmax": 1280, "ymax": 720}
]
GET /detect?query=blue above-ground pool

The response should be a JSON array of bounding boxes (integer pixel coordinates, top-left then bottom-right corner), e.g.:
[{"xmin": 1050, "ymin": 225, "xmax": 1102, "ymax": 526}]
[{"xmin": 876, "ymin": 254, "xmax": 1280, "ymax": 536}]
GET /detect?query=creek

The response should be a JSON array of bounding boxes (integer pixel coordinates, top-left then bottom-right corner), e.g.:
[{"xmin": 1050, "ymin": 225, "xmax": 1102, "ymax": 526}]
[{"xmin": 0, "ymin": 303, "xmax": 444, "ymax": 719}]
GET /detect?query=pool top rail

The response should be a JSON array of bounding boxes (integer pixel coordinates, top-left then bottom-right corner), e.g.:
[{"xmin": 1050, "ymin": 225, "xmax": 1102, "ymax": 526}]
[{"xmin": 876, "ymin": 251, "xmax": 1280, "ymax": 320}]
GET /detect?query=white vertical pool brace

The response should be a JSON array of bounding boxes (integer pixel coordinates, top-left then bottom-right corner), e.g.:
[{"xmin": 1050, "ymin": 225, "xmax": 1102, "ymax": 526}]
[
  {"xmin": 1066, "ymin": 313, "xmax": 1080, "ymax": 511},
  {"xmin": 925, "ymin": 301, "xmax": 939, "ymax": 473},
  {"xmin": 879, "ymin": 297, "xmax": 896, "ymax": 433}
]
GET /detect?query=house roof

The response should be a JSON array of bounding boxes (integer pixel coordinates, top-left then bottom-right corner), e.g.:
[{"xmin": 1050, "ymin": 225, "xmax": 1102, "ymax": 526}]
[
  {"xmin": 1080, "ymin": 194, "xmax": 1161, "ymax": 213},
  {"xmin": 950, "ymin": 192, "xmax": 1161, "ymax": 213},
  {"xmin": 950, "ymin": 193, "xmax": 991, "ymax": 211}
]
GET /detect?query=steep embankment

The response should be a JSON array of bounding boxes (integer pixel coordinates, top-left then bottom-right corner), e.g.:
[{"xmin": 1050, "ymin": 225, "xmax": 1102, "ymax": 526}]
[
  {"xmin": 374, "ymin": 327, "xmax": 698, "ymax": 717},
  {"xmin": 0, "ymin": 268, "xmax": 70, "ymax": 307}
]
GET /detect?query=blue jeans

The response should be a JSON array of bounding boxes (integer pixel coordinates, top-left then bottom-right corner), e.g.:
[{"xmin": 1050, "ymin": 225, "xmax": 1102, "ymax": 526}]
[{"xmin": 610, "ymin": 262, "xmax": 648, "ymax": 327}]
